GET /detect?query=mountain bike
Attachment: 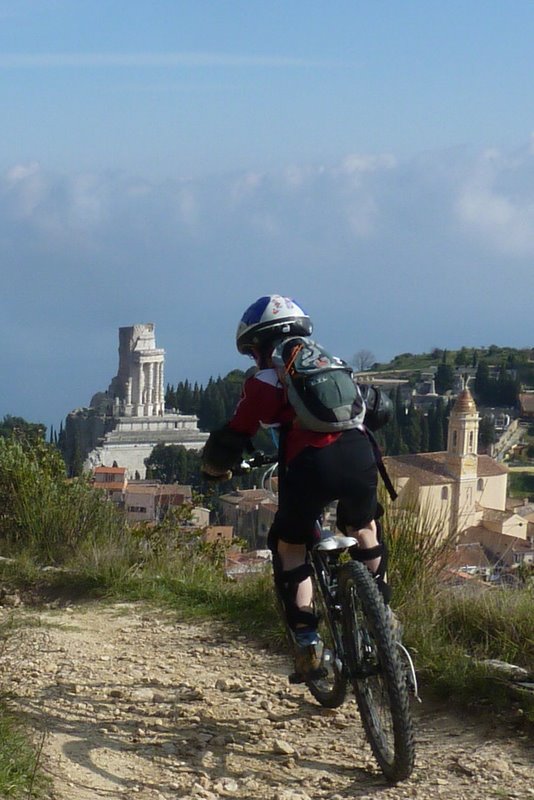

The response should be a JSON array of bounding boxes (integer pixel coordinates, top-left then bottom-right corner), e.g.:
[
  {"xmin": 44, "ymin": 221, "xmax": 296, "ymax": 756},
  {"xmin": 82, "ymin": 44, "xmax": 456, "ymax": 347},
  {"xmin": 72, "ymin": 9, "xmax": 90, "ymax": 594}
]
[{"xmin": 241, "ymin": 453, "xmax": 417, "ymax": 783}]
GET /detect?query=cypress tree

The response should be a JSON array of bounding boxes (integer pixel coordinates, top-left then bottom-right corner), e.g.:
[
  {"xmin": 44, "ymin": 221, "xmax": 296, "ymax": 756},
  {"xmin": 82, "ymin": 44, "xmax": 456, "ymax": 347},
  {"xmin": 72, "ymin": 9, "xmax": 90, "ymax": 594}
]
[
  {"xmin": 420, "ymin": 412, "xmax": 430, "ymax": 453},
  {"xmin": 403, "ymin": 404, "xmax": 423, "ymax": 454},
  {"xmin": 429, "ymin": 399, "xmax": 446, "ymax": 452},
  {"xmin": 474, "ymin": 361, "xmax": 490, "ymax": 402}
]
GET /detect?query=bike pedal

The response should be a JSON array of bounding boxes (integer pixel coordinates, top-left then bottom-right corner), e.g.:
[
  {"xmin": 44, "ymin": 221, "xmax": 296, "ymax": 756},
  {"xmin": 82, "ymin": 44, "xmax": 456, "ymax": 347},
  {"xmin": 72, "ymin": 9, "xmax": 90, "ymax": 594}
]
[{"xmin": 288, "ymin": 671, "xmax": 306, "ymax": 684}]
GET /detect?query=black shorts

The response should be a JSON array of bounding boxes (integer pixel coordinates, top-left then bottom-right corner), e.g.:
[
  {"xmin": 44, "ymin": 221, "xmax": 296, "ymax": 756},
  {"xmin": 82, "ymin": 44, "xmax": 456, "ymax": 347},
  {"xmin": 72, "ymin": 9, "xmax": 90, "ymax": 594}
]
[{"xmin": 268, "ymin": 428, "xmax": 378, "ymax": 547}]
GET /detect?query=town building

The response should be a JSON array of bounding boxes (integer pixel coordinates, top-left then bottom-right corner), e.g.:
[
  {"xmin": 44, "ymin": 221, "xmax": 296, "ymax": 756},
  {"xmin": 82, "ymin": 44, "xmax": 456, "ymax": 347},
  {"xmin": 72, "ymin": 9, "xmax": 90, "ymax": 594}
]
[
  {"xmin": 203, "ymin": 526, "xmax": 234, "ymax": 545},
  {"xmin": 218, "ymin": 488, "xmax": 277, "ymax": 549},
  {"xmin": 519, "ymin": 392, "xmax": 534, "ymax": 419},
  {"xmin": 91, "ymin": 466, "xmax": 127, "ymax": 504},
  {"xmin": 123, "ymin": 482, "xmax": 193, "ymax": 524}
]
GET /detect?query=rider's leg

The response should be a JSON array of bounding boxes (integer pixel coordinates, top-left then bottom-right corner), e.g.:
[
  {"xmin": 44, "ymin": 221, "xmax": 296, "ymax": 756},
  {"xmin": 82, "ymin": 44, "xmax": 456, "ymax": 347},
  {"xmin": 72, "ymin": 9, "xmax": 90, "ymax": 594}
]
[
  {"xmin": 270, "ymin": 537, "xmax": 318, "ymax": 631},
  {"xmin": 346, "ymin": 519, "xmax": 380, "ymax": 572},
  {"xmin": 267, "ymin": 453, "xmax": 324, "ymax": 638},
  {"xmin": 277, "ymin": 539, "xmax": 313, "ymax": 620},
  {"xmin": 269, "ymin": 529, "xmax": 323, "ymax": 678},
  {"xmin": 347, "ymin": 517, "xmax": 391, "ymax": 604}
]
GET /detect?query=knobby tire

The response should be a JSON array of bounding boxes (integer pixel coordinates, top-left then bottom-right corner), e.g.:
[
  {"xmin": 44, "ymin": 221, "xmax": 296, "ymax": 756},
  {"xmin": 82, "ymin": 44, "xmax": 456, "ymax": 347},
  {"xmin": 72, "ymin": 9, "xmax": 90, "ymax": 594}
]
[
  {"xmin": 305, "ymin": 563, "xmax": 347, "ymax": 709},
  {"xmin": 338, "ymin": 560, "xmax": 415, "ymax": 782}
]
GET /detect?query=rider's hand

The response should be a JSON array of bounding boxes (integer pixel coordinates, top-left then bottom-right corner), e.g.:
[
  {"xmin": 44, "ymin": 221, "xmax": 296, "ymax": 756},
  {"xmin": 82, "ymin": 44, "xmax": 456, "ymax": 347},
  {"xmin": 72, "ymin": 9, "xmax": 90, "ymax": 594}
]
[{"xmin": 201, "ymin": 462, "xmax": 232, "ymax": 482}]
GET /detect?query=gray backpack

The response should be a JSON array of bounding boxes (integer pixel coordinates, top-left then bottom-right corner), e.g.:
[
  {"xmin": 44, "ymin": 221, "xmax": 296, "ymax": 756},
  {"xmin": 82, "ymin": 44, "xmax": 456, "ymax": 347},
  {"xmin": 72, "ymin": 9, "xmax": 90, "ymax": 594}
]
[{"xmin": 272, "ymin": 337, "xmax": 365, "ymax": 433}]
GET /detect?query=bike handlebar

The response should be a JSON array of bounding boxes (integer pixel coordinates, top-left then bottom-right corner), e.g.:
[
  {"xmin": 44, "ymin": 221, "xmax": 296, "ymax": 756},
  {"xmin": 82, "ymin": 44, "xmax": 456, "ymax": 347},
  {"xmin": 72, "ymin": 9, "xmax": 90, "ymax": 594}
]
[{"xmin": 235, "ymin": 451, "xmax": 278, "ymax": 474}]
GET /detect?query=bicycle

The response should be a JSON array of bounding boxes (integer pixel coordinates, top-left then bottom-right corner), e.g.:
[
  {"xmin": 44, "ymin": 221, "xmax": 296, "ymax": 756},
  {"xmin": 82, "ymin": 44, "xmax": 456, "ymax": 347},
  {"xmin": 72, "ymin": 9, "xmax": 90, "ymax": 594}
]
[{"xmin": 240, "ymin": 452, "xmax": 418, "ymax": 783}]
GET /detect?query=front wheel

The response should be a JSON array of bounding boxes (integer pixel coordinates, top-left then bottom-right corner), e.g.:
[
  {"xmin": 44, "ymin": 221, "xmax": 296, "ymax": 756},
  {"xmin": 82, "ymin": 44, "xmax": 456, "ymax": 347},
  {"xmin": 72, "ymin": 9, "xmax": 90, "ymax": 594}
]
[{"xmin": 338, "ymin": 561, "xmax": 415, "ymax": 782}]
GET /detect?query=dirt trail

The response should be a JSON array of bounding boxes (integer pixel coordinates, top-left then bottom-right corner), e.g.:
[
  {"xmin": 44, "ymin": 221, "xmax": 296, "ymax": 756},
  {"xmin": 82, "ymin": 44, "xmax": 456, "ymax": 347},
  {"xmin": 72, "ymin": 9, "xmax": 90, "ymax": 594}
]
[{"xmin": 1, "ymin": 601, "xmax": 533, "ymax": 800}]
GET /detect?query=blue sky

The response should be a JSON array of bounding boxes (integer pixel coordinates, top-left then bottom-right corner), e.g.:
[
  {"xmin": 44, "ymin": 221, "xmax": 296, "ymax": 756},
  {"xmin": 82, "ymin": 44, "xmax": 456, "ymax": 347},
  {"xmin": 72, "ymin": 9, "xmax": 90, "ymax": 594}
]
[{"xmin": 1, "ymin": 0, "xmax": 534, "ymax": 431}]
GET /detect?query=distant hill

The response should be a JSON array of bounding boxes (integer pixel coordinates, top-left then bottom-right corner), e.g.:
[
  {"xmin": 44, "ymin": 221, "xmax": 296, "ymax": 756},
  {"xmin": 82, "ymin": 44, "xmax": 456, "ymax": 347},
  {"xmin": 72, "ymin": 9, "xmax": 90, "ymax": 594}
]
[{"xmin": 370, "ymin": 345, "xmax": 534, "ymax": 379}]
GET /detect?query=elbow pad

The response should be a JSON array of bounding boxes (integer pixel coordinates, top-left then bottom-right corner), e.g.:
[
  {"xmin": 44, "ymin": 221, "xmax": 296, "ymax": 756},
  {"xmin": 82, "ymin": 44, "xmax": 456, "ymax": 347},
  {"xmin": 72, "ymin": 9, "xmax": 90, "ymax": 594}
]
[{"xmin": 202, "ymin": 424, "xmax": 253, "ymax": 472}]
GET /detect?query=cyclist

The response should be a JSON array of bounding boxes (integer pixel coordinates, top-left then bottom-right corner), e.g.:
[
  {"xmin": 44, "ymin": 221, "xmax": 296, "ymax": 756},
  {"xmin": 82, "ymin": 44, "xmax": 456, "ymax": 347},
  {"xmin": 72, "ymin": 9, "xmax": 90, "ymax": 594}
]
[{"xmin": 201, "ymin": 295, "xmax": 390, "ymax": 680}]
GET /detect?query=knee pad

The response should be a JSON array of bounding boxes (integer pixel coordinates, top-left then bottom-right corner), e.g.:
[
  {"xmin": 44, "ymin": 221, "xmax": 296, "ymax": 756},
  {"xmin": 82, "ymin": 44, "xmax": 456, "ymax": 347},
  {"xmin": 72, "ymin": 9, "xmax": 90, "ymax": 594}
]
[
  {"xmin": 272, "ymin": 559, "xmax": 318, "ymax": 630},
  {"xmin": 349, "ymin": 528, "xmax": 391, "ymax": 605}
]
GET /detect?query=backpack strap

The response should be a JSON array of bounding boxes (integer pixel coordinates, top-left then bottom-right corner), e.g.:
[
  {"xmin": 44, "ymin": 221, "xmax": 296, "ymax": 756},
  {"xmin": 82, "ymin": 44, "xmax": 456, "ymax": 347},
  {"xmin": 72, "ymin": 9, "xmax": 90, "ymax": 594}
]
[
  {"xmin": 364, "ymin": 428, "xmax": 398, "ymax": 502},
  {"xmin": 284, "ymin": 341, "xmax": 304, "ymax": 376}
]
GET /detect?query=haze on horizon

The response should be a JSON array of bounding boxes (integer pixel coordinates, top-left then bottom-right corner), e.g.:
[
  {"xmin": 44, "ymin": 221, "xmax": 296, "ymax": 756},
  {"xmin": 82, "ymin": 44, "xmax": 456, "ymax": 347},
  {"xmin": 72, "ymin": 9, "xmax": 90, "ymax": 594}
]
[{"xmin": 1, "ymin": 1, "xmax": 533, "ymax": 432}]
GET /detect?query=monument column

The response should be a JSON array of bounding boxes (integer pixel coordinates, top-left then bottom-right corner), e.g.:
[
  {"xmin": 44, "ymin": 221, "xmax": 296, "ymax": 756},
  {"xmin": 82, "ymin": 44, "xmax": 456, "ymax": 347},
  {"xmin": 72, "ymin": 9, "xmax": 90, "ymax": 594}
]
[
  {"xmin": 147, "ymin": 361, "xmax": 155, "ymax": 415},
  {"xmin": 125, "ymin": 377, "xmax": 133, "ymax": 416},
  {"xmin": 158, "ymin": 360, "xmax": 164, "ymax": 413},
  {"xmin": 137, "ymin": 362, "xmax": 145, "ymax": 414}
]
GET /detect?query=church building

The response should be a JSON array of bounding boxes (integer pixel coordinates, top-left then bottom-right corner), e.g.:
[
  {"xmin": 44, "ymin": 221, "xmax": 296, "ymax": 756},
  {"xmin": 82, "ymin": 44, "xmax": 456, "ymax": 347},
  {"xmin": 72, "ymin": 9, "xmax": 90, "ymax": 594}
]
[{"xmin": 384, "ymin": 387, "xmax": 528, "ymax": 543}]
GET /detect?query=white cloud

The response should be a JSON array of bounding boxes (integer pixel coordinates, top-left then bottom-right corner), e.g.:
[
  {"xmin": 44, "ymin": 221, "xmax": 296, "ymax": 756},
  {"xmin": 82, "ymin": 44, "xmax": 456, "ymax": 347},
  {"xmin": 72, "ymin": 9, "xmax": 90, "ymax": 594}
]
[
  {"xmin": 7, "ymin": 147, "xmax": 534, "ymax": 260},
  {"xmin": 3, "ymin": 161, "xmax": 47, "ymax": 218},
  {"xmin": 456, "ymin": 149, "xmax": 534, "ymax": 256},
  {"xmin": 230, "ymin": 172, "xmax": 265, "ymax": 203},
  {"xmin": 2, "ymin": 143, "xmax": 533, "ymax": 427},
  {"xmin": 340, "ymin": 153, "xmax": 397, "ymax": 175},
  {"xmin": 5, "ymin": 161, "xmax": 41, "ymax": 182}
]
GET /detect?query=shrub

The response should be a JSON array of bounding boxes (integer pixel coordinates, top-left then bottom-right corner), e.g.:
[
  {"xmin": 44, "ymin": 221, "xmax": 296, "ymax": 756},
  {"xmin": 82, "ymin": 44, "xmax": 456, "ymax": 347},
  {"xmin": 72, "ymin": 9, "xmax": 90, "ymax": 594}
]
[{"xmin": 0, "ymin": 437, "xmax": 128, "ymax": 565}]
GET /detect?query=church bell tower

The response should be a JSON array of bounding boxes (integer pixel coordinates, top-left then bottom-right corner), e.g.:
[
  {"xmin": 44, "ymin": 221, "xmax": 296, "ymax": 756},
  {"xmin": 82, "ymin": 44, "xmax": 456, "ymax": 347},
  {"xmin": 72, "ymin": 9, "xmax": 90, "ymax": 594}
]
[
  {"xmin": 447, "ymin": 386, "xmax": 479, "ymax": 475},
  {"xmin": 447, "ymin": 385, "xmax": 480, "ymax": 532}
]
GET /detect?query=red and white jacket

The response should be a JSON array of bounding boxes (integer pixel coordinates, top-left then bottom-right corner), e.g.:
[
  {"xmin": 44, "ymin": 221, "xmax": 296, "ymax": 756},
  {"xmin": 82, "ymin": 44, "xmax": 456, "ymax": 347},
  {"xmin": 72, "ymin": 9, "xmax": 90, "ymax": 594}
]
[{"xmin": 228, "ymin": 368, "xmax": 340, "ymax": 463}]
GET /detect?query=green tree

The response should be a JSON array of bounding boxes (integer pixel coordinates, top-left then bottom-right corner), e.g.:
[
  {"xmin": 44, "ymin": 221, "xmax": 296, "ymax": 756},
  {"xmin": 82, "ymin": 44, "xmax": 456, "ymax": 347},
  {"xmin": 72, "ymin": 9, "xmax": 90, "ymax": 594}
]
[
  {"xmin": 474, "ymin": 360, "xmax": 490, "ymax": 401},
  {"xmin": 420, "ymin": 412, "xmax": 430, "ymax": 453},
  {"xmin": 0, "ymin": 415, "xmax": 46, "ymax": 445},
  {"xmin": 435, "ymin": 351, "xmax": 454, "ymax": 394},
  {"xmin": 71, "ymin": 442, "xmax": 84, "ymax": 477},
  {"xmin": 454, "ymin": 347, "xmax": 470, "ymax": 367},
  {"xmin": 145, "ymin": 444, "xmax": 202, "ymax": 486},
  {"xmin": 428, "ymin": 399, "xmax": 447, "ymax": 452},
  {"xmin": 402, "ymin": 405, "xmax": 423, "ymax": 453},
  {"xmin": 165, "ymin": 383, "xmax": 176, "ymax": 410},
  {"xmin": 478, "ymin": 416, "xmax": 496, "ymax": 449}
]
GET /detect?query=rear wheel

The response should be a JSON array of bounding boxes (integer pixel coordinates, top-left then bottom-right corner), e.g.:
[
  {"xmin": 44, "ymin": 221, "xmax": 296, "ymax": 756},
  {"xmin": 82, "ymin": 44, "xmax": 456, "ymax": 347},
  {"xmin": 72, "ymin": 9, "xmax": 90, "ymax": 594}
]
[
  {"xmin": 338, "ymin": 561, "xmax": 415, "ymax": 782},
  {"xmin": 273, "ymin": 564, "xmax": 347, "ymax": 709},
  {"xmin": 305, "ymin": 564, "xmax": 347, "ymax": 708}
]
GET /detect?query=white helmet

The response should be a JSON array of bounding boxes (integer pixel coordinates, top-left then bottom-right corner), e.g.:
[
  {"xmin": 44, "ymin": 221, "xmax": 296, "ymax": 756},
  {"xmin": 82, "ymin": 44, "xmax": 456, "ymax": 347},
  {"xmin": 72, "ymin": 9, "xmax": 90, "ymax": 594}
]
[{"xmin": 236, "ymin": 295, "xmax": 312, "ymax": 355}]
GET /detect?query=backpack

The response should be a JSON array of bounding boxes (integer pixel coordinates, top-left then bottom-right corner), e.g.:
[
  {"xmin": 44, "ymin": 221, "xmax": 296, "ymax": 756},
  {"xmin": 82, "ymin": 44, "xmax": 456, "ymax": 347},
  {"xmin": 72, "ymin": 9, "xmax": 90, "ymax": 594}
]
[
  {"xmin": 359, "ymin": 384, "xmax": 394, "ymax": 432},
  {"xmin": 271, "ymin": 337, "xmax": 365, "ymax": 433}
]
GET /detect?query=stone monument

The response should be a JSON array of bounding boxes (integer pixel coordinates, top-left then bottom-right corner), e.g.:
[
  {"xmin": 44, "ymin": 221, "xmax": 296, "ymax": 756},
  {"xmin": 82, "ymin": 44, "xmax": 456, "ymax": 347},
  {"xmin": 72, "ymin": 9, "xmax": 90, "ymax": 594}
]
[
  {"xmin": 108, "ymin": 323, "xmax": 165, "ymax": 417},
  {"xmin": 64, "ymin": 324, "xmax": 209, "ymax": 479}
]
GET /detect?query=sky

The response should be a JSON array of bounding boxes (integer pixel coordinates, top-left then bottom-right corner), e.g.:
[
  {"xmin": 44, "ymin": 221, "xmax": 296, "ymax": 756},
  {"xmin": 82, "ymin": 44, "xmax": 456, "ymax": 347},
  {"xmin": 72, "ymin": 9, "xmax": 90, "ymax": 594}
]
[{"xmin": 1, "ymin": 0, "xmax": 534, "ymax": 432}]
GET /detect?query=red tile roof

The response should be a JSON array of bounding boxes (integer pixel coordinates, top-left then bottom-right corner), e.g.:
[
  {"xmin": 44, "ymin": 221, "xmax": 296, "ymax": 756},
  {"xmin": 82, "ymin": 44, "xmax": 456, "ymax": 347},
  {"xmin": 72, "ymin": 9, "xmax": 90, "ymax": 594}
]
[{"xmin": 519, "ymin": 393, "xmax": 534, "ymax": 414}]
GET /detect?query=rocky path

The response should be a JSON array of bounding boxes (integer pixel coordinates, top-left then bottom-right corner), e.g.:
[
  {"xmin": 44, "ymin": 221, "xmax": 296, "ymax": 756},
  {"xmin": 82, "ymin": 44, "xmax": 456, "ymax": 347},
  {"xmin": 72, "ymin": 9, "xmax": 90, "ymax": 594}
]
[{"xmin": 1, "ymin": 601, "xmax": 533, "ymax": 800}]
